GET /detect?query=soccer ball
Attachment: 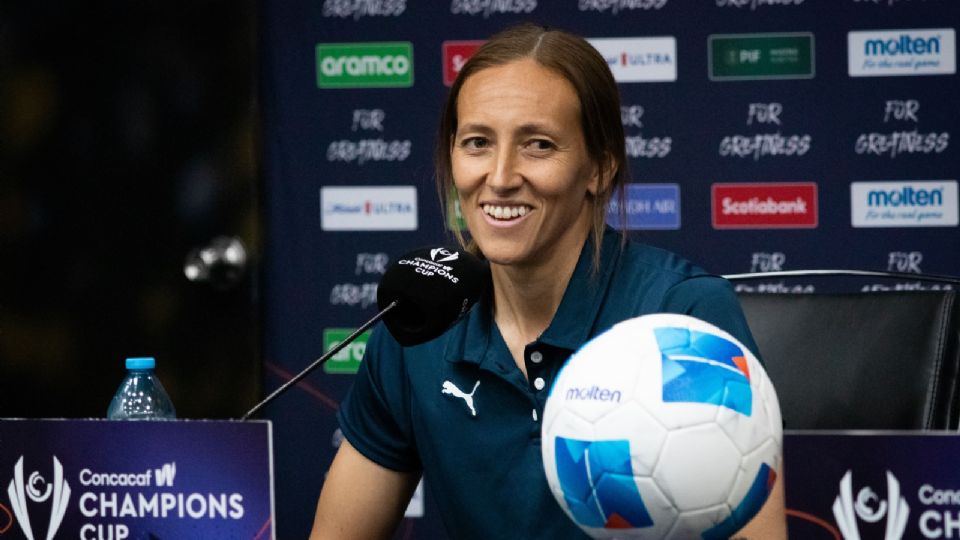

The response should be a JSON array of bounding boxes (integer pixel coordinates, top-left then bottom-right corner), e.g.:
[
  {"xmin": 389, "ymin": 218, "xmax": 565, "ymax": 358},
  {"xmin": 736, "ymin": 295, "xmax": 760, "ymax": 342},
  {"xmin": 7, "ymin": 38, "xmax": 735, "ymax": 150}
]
[{"xmin": 541, "ymin": 313, "xmax": 782, "ymax": 539}]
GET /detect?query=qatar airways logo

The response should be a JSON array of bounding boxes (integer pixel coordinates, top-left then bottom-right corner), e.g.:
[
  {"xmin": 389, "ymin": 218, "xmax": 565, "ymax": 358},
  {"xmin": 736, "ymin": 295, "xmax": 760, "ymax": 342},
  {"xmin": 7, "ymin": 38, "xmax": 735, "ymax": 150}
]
[
  {"xmin": 851, "ymin": 181, "xmax": 958, "ymax": 227},
  {"xmin": 587, "ymin": 37, "xmax": 677, "ymax": 82},
  {"xmin": 607, "ymin": 184, "xmax": 680, "ymax": 230},
  {"xmin": 712, "ymin": 183, "xmax": 817, "ymax": 229},
  {"xmin": 849, "ymin": 29, "xmax": 956, "ymax": 76}
]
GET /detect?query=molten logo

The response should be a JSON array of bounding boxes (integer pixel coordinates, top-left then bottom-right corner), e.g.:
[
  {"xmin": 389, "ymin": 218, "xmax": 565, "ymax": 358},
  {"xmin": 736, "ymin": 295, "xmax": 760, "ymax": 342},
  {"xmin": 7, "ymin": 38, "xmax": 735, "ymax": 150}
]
[
  {"xmin": 564, "ymin": 386, "xmax": 622, "ymax": 403},
  {"xmin": 848, "ymin": 29, "xmax": 956, "ymax": 77},
  {"xmin": 7, "ymin": 456, "xmax": 71, "ymax": 540},
  {"xmin": 654, "ymin": 326, "xmax": 753, "ymax": 416},
  {"xmin": 865, "ymin": 35, "xmax": 941, "ymax": 56},
  {"xmin": 851, "ymin": 181, "xmax": 958, "ymax": 227},
  {"xmin": 867, "ymin": 186, "xmax": 944, "ymax": 207}
]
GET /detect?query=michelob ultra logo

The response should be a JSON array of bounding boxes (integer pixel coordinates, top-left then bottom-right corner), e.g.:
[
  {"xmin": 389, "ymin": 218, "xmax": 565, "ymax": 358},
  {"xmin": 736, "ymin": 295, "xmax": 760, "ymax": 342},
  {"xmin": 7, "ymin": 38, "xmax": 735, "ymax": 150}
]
[
  {"xmin": 320, "ymin": 186, "xmax": 418, "ymax": 231},
  {"xmin": 587, "ymin": 37, "xmax": 677, "ymax": 82},
  {"xmin": 323, "ymin": 329, "xmax": 371, "ymax": 374},
  {"xmin": 316, "ymin": 42, "xmax": 413, "ymax": 88}
]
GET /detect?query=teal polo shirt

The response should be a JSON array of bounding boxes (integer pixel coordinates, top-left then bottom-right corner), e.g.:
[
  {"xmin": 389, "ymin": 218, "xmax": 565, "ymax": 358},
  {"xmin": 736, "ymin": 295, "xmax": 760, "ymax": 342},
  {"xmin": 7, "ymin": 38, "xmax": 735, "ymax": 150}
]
[{"xmin": 337, "ymin": 230, "xmax": 759, "ymax": 540}]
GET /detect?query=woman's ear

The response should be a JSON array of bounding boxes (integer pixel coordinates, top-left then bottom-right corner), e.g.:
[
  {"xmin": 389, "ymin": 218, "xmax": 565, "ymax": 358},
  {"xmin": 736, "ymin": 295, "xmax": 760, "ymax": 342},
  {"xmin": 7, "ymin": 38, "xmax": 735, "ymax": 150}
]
[{"xmin": 587, "ymin": 152, "xmax": 618, "ymax": 197}]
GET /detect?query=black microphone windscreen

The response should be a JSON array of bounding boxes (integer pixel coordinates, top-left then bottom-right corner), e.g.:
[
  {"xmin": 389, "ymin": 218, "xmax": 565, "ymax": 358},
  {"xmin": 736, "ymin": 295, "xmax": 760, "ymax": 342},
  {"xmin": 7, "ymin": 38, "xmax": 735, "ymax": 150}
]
[{"xmin": 377, "ymin": 247, "xmax": 489, "ymax": 346}]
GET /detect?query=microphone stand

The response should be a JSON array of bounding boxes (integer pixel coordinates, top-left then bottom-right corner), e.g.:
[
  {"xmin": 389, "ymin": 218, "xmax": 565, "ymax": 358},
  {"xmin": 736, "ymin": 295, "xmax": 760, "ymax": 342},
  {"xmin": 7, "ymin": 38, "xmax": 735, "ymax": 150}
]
[{"xmin": 241, "ymin": 300, "xmax": 398, "ymax": 420}]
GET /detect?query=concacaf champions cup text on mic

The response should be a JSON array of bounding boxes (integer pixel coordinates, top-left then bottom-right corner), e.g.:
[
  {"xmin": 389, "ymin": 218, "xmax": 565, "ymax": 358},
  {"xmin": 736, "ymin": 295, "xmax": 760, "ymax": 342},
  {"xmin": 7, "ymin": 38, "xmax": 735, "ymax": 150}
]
[{"xmin": 241, "ymin": 246, "xmax": 489, "ymax": 420}]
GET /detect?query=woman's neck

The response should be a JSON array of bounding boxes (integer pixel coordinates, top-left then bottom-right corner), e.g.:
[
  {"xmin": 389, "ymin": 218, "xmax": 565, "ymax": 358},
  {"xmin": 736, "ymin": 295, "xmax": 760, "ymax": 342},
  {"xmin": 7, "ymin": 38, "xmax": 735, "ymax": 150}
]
[{"xmin": 491, "ymin": 229, "xmax": 588, "ymax": 359}]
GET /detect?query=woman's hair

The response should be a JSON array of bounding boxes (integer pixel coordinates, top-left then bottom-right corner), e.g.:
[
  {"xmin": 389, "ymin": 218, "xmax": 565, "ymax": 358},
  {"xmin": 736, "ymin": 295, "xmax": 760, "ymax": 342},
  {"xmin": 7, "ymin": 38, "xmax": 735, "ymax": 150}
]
[{"xmin": 435, "ymin": 23, "xmax": 628, "ymax": 266}]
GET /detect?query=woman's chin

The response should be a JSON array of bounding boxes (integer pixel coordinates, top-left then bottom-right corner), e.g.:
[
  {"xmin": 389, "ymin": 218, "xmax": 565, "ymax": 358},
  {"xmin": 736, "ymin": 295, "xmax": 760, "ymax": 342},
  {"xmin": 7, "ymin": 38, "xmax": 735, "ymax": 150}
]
[{"xmin": 476, "ymin": 245, "xmax": 529, "ymax": 268}]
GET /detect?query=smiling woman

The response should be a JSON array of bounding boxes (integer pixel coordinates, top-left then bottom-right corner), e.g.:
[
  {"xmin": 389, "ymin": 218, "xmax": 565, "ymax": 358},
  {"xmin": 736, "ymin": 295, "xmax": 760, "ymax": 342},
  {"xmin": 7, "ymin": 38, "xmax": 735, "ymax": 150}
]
[
  {"xmin": 310, "ymin": 23, "xmax": 785, "ymax": 540},
  {"xmin": 435, "ymin": 23, "xmax": 627, "ymax": 273},
  {"xmin": 451, "ymin": 59, "xmax": 600, "ymax": 272}
]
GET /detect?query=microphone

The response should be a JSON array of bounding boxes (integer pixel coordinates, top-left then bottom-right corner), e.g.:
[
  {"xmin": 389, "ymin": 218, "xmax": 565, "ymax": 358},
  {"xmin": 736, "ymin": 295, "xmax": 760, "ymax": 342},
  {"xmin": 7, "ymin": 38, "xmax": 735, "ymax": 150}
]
[
  {"xmin": 241, "ymin": 246, "xmax": 488, "ymax": 420},
  {"xmin": 377, "ymin": 246, "xmax": 489, "ymax": 346}
]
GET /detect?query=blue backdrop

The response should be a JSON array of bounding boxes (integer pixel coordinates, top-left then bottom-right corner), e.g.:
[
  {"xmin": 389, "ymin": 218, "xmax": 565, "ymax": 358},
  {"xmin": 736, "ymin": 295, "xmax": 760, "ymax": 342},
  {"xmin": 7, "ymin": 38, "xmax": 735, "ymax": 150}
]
[{"xmin": 259, "ymin": 1, "xmax": 959, "ymax": 537}]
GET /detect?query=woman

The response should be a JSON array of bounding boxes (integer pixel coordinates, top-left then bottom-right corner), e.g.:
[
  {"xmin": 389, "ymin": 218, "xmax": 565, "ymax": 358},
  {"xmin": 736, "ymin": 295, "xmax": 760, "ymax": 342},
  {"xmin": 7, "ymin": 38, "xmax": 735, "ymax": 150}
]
[{"xmin": 311, "ymin": 23, "xmax": 786, "ymax": 540}]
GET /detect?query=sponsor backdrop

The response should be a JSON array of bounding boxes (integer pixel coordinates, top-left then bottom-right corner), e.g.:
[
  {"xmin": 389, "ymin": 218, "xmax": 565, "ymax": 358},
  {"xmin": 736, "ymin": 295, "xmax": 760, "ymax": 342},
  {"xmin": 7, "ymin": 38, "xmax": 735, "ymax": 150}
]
[{"xmin": 259, "ymin": 1, "xmax": 960, "ymax": 538}]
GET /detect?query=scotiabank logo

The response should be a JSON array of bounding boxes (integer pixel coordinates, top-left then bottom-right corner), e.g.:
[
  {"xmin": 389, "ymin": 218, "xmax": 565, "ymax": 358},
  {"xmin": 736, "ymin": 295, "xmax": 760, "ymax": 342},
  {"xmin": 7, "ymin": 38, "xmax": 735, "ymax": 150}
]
[
  {"xmin": 712, "ymin": 183, "xmax": 818, "ymax": 229},
  {"xmin": 442, "ymin": 41, "xmax": 483, "ymax": 86}
]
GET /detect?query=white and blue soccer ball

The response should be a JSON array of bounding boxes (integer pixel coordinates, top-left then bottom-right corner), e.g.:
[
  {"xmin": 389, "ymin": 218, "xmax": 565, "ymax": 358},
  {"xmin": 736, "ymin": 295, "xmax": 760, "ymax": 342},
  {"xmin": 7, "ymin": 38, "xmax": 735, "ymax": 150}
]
[{"xmin": 542, "ymin": 313, "xmax": 782, "ymax": 539}]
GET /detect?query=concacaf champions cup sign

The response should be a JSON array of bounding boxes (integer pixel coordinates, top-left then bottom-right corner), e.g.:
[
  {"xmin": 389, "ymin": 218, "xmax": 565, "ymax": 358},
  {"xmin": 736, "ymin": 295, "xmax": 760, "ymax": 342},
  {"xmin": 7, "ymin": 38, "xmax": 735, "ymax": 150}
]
[
  {"xmin": 786, "ymin": 434, "xmax": 960, "ymax": 540},
  {"xmin": 0, "ymin": 420, "xmax": 274, "ymax": 539}
]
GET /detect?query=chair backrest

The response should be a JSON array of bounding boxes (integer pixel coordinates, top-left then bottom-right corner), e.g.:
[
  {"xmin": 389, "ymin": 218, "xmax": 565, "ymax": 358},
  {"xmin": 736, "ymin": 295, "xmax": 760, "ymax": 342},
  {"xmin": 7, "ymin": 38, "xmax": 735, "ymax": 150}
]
[{"xmin": 737, "ymin": 290, "xmax": 960, "ymax": 430}]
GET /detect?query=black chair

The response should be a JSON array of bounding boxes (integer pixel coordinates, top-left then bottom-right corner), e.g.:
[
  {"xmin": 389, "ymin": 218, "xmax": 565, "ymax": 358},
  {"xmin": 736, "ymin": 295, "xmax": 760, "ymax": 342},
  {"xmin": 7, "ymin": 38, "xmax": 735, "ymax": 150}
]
[{"xmin": 730, "ymin": 272, "xmax": 960, "ymax": 430}]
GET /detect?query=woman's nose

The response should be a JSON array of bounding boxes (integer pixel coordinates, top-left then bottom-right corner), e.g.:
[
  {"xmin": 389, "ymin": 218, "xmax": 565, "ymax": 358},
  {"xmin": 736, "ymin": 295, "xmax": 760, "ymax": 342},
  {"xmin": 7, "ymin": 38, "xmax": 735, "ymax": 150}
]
[{"xmin": 486, "ymin": 150, "xmax": 522, "ymax": 191}]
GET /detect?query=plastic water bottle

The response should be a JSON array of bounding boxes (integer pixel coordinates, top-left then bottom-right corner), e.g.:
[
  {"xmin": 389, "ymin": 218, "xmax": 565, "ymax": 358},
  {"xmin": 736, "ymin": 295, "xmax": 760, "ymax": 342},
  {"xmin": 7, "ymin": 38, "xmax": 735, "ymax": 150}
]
[{"xmin": 106, "ymin": 357, "xmax": 177, "ymax": 420}]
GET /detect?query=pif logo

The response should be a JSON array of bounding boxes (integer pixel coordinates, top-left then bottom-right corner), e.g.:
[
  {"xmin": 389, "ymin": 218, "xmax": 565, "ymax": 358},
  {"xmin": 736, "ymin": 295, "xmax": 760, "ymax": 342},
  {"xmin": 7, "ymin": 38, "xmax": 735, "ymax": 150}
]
[
  {"xmin": 323, "ymin": 329, "xmax": 371, "ymax": 374},
  {"xmin": 316, "ymin": 42, "xmax": 413, "ymax": 88},
  {"xmin": 709, "ymin": 33, "xmax": 815, "ymax": 80}
]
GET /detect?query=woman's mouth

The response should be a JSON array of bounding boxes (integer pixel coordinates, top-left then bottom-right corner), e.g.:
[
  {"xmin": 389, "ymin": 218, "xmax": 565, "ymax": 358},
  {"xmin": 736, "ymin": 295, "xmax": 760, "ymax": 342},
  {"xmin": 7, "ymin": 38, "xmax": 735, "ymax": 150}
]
[{"xmin": 482, "ymin": 204, "xmax": 530, "ymax": 220}]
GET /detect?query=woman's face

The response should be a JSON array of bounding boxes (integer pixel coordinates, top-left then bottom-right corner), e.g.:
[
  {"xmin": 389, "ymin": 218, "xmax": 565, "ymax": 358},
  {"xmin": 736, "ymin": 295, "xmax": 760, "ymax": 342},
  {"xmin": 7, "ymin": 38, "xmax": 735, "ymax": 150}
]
[{"xmin": 452, "ymin": 58, "xmax": 599, "ymax": 270}]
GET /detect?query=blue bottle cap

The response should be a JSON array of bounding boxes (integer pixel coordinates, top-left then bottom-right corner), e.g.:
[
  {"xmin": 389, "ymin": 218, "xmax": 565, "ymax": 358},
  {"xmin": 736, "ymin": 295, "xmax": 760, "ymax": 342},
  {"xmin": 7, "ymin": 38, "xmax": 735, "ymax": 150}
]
[{"xmin": 125, "ymin": 357, "xmax": 156, "ymax": 370}]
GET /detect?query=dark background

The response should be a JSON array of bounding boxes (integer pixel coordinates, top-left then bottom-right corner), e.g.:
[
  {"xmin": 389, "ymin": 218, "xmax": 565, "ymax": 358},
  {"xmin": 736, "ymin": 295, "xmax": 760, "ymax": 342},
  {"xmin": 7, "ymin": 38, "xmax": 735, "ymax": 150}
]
[{"xmin": 0, "ymin": 1, "xmax": 260, "ymax": 419}]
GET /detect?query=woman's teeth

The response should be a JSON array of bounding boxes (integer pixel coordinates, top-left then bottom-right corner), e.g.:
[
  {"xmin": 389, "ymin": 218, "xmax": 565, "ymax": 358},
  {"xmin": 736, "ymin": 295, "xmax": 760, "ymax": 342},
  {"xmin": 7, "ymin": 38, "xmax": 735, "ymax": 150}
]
[{"xmin": 483, "ymin": 205, "xmax": 528, "ymax": 220}]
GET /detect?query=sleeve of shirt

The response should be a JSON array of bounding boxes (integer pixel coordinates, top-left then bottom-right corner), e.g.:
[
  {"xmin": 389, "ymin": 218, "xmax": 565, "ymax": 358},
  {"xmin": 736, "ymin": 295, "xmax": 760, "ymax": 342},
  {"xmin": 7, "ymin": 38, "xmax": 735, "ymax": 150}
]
[
  {"xmin": 659, "ymin": 275, "xmax": 763, "ymax": 361},
  {"xmin": 336, "ymin": 323, "xmax": 422, "ymax": 472}
]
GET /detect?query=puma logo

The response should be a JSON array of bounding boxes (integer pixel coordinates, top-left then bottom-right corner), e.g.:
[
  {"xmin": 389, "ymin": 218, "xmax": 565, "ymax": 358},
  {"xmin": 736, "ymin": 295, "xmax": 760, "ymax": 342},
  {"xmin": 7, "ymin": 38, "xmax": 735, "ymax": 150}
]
[{"xmin": 442, "ymin": 380, "xmax": 480, "ymax": 416}]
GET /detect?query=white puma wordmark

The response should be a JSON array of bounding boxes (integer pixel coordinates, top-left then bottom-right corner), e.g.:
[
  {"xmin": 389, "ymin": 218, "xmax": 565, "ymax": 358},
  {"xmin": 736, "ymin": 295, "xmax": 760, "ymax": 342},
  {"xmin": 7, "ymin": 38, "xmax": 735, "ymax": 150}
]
[{"xmin": 442, "ymin": 380, "xmax": 480, "ymax": 416}]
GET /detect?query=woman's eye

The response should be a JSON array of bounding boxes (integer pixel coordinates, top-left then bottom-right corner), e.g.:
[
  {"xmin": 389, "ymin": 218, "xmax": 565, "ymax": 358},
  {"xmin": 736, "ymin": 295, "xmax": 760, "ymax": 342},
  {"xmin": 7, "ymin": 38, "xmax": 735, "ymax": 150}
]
[
  {"xmin": 462, "ymin": 137, "xmax": 489, "ymax": 150},
  {"xmin": 527, "ymin": 139, "xmax": 556, "ymax": 152}
]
